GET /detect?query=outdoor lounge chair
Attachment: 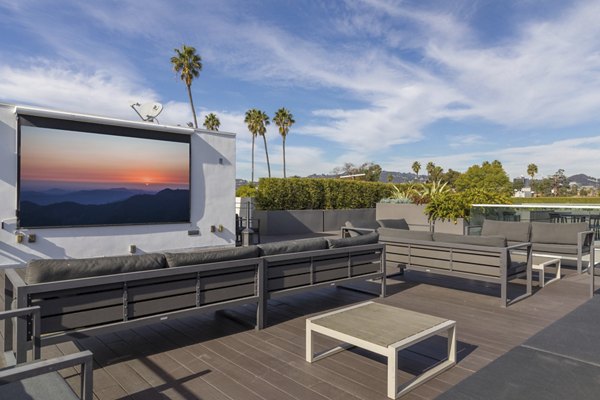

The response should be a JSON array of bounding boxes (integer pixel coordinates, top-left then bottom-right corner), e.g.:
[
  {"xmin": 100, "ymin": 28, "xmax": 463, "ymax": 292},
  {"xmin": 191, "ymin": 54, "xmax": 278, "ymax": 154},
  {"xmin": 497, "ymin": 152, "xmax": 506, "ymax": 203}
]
[{"xmin": 0, "ymin": 306, "xmax": 93, "ymax": 400}]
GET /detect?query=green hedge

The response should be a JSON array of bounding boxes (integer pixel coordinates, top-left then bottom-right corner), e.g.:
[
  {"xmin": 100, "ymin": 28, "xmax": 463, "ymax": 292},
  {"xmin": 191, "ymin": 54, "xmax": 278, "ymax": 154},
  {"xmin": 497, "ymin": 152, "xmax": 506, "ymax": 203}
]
[
  {"xmin": 512, "ymin": 197, "xmax": 600, "ymax": 204},
  {"xmin": 255, "ymin": 178, "xmax": 394, "ymax": 210}
]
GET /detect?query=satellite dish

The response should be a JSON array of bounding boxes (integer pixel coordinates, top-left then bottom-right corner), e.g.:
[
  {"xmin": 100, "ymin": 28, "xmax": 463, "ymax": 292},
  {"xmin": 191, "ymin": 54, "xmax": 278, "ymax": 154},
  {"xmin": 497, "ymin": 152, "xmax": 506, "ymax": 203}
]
[{"xmin": 130, "ymin": 102, "xmax": 163, "ymax": 123}]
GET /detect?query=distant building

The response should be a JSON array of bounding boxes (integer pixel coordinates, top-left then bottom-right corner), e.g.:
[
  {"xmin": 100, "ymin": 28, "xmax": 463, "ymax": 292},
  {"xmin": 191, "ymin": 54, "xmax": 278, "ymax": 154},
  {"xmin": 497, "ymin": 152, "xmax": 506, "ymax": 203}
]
[{"xmin": 514, "ymin": 187, "xmax": 533, "ymax": 198}]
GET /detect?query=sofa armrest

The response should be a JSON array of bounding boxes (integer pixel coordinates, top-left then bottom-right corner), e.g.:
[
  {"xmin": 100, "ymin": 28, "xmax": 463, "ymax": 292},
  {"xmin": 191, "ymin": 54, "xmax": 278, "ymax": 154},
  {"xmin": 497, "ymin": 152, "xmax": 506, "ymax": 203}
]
[
  {"xmin": 5, "ymin": 268, "xmax": 27, "ymax": 288},
  {"xmin": 0, "ymin": 350, "xmax": 94, "ymax": 400},
  {"xmin": 506, "ymin": 242, "xmax": 532, "ymax": 251},
  {"xmin": 340, "ymin": 226, "xmax": 375, "ymax": 238},
  {"xmin": 578, "ymin": 230, "xmax": 594, "ymax": 250},
  {"xmin": 0, "ymin": 306, "xmax": 41, "ymax": 362}
]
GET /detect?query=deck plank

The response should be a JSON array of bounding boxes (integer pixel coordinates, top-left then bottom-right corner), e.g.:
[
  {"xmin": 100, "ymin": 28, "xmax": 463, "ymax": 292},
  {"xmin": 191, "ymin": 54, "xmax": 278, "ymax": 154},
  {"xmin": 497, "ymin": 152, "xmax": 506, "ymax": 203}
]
[{"xmin": 0, "ymin": 266, "xmax": 592, "ymax": 399}]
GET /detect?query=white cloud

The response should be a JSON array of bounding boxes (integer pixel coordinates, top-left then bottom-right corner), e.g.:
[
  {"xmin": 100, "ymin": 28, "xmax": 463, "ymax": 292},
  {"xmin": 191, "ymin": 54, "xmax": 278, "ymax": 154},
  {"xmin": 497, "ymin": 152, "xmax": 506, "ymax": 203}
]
[
  {"xmin": 387, "ymin": 135, "xmax": 600, "ymax": 179},
  {"xmin": 448, "ymin": 134, "xmax": 485, "ymax": 148},
  {"xmin": 0, "ymin": 63, "xmax": 156, "ymax": 119}
]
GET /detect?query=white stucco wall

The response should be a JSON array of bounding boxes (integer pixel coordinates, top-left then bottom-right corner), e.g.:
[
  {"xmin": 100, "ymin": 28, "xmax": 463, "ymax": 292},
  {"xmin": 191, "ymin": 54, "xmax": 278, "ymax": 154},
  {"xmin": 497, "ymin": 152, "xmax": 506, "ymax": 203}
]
[{"xmin": 0, "ymin": 104, "xmax": 236, "ymax": 267}]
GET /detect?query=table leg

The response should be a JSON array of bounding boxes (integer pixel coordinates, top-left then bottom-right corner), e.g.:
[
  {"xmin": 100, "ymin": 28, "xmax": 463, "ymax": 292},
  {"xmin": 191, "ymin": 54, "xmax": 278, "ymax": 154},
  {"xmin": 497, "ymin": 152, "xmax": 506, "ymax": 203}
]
[
  {"xmin": 391, "ymin": 324, "xmax": 457, "ymax": 399},
  {"xmin": 306, "ymin": 320, "xmax": 314, "ymax": 362}
]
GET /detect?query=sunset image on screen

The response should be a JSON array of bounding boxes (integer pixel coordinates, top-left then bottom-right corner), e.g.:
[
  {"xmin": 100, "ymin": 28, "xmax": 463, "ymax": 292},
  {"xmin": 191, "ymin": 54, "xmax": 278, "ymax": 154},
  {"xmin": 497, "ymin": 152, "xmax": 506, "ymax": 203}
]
[{"xmin": 19, "ymin": 126, "xmax": 191, "ymax": 227}]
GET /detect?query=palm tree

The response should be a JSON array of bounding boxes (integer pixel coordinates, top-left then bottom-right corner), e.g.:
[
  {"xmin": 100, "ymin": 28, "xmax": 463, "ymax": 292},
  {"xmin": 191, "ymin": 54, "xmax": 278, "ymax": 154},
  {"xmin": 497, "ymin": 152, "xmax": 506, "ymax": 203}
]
[
  {"xmin": 273, "ymin": 108, "xmax": 295, "ymax": 178},
  {"xmin": 245, "ymin": 109, "xmax": 259, "ymax": 184},
  {"xmin": 203, "ymin": 113, "xmax": 220, "ymax": 131},
  {"xmin": 244, "ymin": 109, "xmax": 271, "ymax": 181},
  {"xmin": 171, "ymin": 45, "xmax": 202, "ymax": 128},
  {"xmin": 527, "ymin": 163, "xmax": 538, "ymax": 187},
  {"xmin": 412, "ymin": 161, "xmax": 421, "ymax": 182},
  {"xmin": 426, "ymin": 161, "xmax": 435, "ymax": 181},
  {"xmin": 256, "ymin": 110, "xmax": 271, "ymax": 178}
]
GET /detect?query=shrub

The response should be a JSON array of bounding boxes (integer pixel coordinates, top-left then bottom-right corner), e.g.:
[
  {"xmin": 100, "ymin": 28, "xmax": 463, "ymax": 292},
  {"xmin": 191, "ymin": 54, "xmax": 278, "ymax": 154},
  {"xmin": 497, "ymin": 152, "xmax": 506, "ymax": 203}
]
[
  {"xmin": 425, "ymin": 188, "xmax": 512, "ymax": 222},
  {"xmin": 236, "ymin": 184, "xmax": 258, "ymax": 197},
  {"xmin": 255, "ymin": 178, "xmax": 394, "ymax": 210}
]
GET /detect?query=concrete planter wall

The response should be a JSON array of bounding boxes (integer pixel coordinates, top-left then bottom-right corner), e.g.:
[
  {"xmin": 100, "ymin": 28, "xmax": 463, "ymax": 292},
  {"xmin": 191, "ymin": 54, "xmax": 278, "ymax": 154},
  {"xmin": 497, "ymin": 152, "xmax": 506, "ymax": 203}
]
[
  {"xmin": 254, "ymin": 208, "xmax": 376, "ymax": 236},
  {"xmin": 376, "ymin": 203, "xmax": 467, "ymax": 235}
]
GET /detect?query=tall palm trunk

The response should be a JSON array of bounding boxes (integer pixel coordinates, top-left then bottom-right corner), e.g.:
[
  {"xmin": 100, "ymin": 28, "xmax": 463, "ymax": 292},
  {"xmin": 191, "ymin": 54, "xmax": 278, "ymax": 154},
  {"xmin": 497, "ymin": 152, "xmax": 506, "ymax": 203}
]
[
  {"xmin": 187, "ymin": 84, "xmax": 198, "ymax": 128},
  {"xmin": 251, "ymin": 136, "xmax": 255, "ymax": 184},
  {"xmin": 282, "ymin": 136, "xmax": 286, "ymax": 178},
  {"xmin": 262, "ymin": 135, "xmax": 271, "ymax": 178}
]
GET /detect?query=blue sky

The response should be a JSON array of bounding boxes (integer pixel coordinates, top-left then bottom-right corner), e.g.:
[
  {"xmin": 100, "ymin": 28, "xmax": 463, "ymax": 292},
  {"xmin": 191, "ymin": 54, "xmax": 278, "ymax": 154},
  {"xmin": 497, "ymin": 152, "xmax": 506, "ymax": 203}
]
[{"xmin": 2, "ymin": 0, "xmax": 600, "ymax": 181}]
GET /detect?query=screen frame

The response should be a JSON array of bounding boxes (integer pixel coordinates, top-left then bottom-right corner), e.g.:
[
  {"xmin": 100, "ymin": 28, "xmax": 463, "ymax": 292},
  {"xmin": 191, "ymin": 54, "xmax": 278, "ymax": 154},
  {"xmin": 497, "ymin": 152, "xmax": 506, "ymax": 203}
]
[{"xmin": 16, "ymin": 114, "xmax": 192, "ymax": 229}]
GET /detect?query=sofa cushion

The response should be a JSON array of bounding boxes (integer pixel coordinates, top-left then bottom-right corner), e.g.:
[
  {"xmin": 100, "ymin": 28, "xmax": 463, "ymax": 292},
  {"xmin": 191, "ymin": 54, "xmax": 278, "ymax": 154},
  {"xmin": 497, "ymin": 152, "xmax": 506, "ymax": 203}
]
[
  {"xmin": 25, "ymin": 253, "xmax": 167, "ymax": 284},
  {"xmin": 165, "ymin": 246, "xmax": 260, "ymax": 268},
  {"xmin": 433, "ymin": 232, "xmax": 507, "ymax": 248},
  {"xmin": 481, "ymin": 220, "xmax": 531, "ymax": 243},
  {"xmin": 258, "ymin": 237, "xmax": 328, "ymax": 256},
  {"xmin": 531, "ymin": 243, "xmax": 581, "ymax": 255},
  {"xmin": 530, "ymin": 222, "xmax": 588, "ymax": 245},
  {"xmin": 377, "ymin": 219, "xmax": 409, "ymax": 230},
  {"xmin": 378, "ymin": 227, "xmax": 433, "ymax": 241},
  {"xmin": 327, "ymin": 232, "xmax": 379, "ymax": 249}
]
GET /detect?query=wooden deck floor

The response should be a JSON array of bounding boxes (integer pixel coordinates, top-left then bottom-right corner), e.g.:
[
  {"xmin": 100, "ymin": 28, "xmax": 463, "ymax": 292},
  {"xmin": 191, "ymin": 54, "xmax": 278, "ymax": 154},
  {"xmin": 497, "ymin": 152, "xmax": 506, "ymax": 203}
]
[{"xmin": 1, "ymin": 268, "xmax": 592, "ymax": 400}]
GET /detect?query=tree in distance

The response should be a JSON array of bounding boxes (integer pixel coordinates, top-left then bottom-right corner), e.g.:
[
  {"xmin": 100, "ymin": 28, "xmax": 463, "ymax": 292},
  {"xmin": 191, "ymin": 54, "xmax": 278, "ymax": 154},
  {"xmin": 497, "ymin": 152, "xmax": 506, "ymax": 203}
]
[
  {"xmin": 273, "ymin": 108, "xmax": 295, "ymax": 178},
  {"xmin": 332, "ymin": 162, "xmax": 382, "ymax": 182},
  {"xmin": 171, "ymin": 45, "xmax": 202, "ymax": 128},
  {"xmin": 454, "ymin": 160, "xmax": 512, "ymax": 196},
  {"xmin": 203, "ymin": 113, "xmax": 220, "ymax": 131},
  {"xmin": 527, "ymin": 163, "xmax": 538, "ymax": 186},
  {"xmin": 245, "ymin": 109, "xmax": 271, "ymax": 182},
  {"xmin": 412, "ymin": 161, "xmax": 421, "ymax": 182}
]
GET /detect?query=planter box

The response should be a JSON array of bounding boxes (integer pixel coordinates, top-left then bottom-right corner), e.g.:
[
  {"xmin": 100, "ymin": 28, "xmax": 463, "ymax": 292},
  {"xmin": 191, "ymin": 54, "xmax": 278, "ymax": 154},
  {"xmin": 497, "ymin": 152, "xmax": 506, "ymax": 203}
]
[
  {"xmin": 254, "ymin": 209, "xmax": 376, "ymax": 236},
  {"xmin": 376, "ymin": 203, "xmax": 466, "ymax": 235}
]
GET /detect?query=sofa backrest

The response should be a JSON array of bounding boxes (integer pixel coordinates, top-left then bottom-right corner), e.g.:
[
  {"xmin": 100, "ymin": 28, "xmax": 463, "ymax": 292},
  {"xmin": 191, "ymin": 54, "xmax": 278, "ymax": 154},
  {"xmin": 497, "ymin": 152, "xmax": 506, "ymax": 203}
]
[
  {"xmin": 481, "ymin": 220, "xmax": 531, "ymax": 243},
  {"xmin": 258, "ymin": 237, "xmax": 328, "ymax": 256},
  {"xmin": 530, "ymin": 222, "xmax": 588, "ymax": 245},
  {"xmin": 26, "ymin": 253, "xmax": 167, "ymax": 284},
  {"xmin": 433, "ymin": 232, "xmax": 507, "ymax": 248},
  {"xmin": 165, "ymin": 246, "xmax": 260, "ymax": 267},
  {"xmin": 327, "ymin": 231, "xmax": 379, "ymax": 248},
  {"xmin": 378, "ymin": 227, "xmax": 433, "ymax": 241}
]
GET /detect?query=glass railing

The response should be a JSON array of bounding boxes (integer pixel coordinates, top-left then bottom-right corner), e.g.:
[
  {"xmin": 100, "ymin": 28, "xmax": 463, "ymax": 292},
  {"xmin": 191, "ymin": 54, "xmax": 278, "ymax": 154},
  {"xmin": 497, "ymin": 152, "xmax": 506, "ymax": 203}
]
[{"xmin": 468, "ymin": 203, "xmax": 600, "ymax": 236}]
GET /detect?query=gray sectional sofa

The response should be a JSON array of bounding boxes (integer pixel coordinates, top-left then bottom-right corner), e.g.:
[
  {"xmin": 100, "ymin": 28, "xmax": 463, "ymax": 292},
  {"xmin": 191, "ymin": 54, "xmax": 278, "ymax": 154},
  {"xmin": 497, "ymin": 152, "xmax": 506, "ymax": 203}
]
[
  {"xmin": 378, "ymin": 227, "xmax": 532, "ymax": 307},
  {"xmin": 4, "ymin": 233, "xmax": 385, "ymax": 363},
  {"xmin": 479, "ymin": 220, "xmax": 594, "ymax": 273}
]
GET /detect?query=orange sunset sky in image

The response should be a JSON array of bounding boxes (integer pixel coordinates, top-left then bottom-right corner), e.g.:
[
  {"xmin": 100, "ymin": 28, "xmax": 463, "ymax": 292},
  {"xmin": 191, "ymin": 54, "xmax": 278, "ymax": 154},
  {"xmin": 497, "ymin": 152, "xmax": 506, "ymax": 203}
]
[{"xmin": 20, "ymin": 127, "xmax": 189, "ymax": 191}]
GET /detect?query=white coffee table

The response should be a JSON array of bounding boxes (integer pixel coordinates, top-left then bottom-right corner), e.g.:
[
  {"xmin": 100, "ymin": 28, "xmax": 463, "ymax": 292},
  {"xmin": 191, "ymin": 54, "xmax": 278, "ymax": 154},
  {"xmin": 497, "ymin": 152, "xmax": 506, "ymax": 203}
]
[
  {"xmin": 532, "ymin": 256, "xmax": 561, "ymax": 287},
  {"xmin": 306, "ymin": 301, "xmax": 456, "ymax": 399}
]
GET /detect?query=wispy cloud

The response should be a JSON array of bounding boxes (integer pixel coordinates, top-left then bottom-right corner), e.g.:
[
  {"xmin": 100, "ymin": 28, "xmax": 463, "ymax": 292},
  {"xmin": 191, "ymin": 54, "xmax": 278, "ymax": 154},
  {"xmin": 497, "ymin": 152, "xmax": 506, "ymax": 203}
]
[
  {"xmin": 2, "ymin": 0, "xmax": 600, "ymax": 179},
  {"xmin": 448, "ymin": 134, "xmax": 486, "ymax": 148}
]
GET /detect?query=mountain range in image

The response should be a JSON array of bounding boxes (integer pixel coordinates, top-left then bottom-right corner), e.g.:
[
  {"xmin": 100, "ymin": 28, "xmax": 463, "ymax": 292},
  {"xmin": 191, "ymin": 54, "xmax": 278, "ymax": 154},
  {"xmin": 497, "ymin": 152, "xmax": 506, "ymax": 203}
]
[{"xmin": 19, "ymin": 188, "xmax": 190, "ymax": 227}]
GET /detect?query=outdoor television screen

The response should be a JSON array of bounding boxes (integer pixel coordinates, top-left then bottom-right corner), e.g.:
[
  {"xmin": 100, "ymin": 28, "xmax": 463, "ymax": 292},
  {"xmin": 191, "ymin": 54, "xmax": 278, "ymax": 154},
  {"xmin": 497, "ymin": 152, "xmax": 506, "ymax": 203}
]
[{"xmin": 17, "ymin": 115, "xmax": 191, "ymax": 228}]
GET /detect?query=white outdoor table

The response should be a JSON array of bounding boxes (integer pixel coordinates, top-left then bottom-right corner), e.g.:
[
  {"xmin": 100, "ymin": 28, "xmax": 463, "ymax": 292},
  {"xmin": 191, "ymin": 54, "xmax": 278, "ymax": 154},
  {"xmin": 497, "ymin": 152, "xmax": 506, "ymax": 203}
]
[
  {"xmin": 306, "ymin": 301, "xmax": 456, "ymax": 399},
  {"xmin": 531, "ymin": 256, "xmax": 561, "ymax": 287}
]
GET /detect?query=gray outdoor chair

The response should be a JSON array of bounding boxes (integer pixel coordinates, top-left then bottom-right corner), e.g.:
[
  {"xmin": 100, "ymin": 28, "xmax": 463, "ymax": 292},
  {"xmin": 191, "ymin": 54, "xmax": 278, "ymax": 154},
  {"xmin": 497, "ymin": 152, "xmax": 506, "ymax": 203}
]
[{"xmin": 0, "ymin": 306, "xmax": 93, "ymax": 400}]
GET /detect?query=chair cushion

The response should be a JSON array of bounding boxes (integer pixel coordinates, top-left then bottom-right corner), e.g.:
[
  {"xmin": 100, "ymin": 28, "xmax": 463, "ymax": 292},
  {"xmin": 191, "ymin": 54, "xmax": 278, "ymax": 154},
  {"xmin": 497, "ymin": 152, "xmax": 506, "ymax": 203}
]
[
  {"xmin": 327, "ymin": 232, "xmax": 379, "ymax": 248},
  {"xmin": 433, "ymin": 232, "xmax": 507, "ymax": 248},
  {"xmin": 165, "ymin": 246, "xmax": 260, "ymax": 267},
  {"xmin": 481, "ymin": 220, "xmax": 531, "ymax": 243},
  {"xmin": 532, "ymin": 243, "xmax": 581, "ymax": 255},
  {"xmin": 258, "ymin": 237, "xmax": 328, "ymax": 256},
  {"xmin": 378, "ymin": 227, "xmax": 433, "ymax": 241},
  {"xmin": 25, "ymin": 253, "xmax": 167, "ymax": 284},
  {"xmin": 377, "ymin": 219, "xmax": 409, "ymax": 230},
  {"xmin": 531, "ymin": 222, "xmax": 588, "ymax": 245}
]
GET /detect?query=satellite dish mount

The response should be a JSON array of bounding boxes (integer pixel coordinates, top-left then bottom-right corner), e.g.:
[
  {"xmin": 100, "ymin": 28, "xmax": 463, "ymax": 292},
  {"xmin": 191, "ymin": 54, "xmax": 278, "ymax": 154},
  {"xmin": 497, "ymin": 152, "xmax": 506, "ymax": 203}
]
[{"xmin": 131, "ymin": 102, "xmax": 163, "ymax": 123}]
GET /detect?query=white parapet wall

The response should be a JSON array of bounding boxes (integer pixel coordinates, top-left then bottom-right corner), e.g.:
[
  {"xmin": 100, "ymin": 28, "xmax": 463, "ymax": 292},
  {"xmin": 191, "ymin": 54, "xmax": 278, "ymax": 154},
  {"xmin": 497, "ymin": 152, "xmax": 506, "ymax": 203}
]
[{"xmin": 0, "ymin": 104, "xmax": 237, "ymax": 267}]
